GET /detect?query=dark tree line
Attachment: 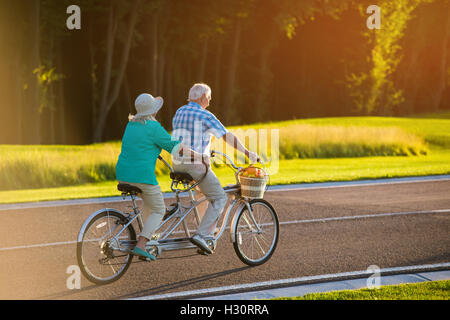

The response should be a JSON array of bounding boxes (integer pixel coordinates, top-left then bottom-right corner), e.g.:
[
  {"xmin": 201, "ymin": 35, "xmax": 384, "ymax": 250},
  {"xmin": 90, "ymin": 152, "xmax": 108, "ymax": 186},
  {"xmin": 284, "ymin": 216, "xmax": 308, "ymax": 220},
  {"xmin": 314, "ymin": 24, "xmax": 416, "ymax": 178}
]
[{"xmin": 0, "ymin": 0, "xmax": 448, "ymax": 145}]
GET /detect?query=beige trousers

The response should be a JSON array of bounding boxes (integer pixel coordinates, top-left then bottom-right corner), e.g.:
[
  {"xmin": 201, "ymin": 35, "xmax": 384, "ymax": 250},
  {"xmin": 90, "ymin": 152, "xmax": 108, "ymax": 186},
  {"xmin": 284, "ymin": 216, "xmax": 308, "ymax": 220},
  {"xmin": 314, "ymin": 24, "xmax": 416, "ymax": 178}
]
[
  {"xmin": 173, "ymin": 161, "xmax": 228, "ymax": 238},
  {"xmin": 120, "ymin": 182, "xmax": 166, "ymax": 240}
]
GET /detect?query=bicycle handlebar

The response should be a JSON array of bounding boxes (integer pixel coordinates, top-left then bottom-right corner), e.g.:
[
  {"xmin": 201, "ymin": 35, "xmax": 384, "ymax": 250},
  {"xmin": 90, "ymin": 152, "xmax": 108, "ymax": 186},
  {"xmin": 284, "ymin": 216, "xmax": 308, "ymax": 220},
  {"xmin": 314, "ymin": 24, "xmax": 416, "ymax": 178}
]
[
  {"xmin": 158, "ymin": 150, "xmax": 263, "ymax": 193},
  {"xmin": 210, "ymin": 150, "xmax": 263, "ymax": 170},
  {"xmin": 210, "ymin": 150, "xmax": 240, "ymax": 170}
]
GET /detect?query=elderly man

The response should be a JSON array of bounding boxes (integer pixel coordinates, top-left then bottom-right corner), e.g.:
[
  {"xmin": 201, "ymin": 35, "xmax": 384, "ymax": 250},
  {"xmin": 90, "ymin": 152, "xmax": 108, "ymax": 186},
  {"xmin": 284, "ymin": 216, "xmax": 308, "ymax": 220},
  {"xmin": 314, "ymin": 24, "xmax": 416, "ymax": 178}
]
[{"xmin": 172, "ymin": 83, "xmax": 259, "ymax": 254}]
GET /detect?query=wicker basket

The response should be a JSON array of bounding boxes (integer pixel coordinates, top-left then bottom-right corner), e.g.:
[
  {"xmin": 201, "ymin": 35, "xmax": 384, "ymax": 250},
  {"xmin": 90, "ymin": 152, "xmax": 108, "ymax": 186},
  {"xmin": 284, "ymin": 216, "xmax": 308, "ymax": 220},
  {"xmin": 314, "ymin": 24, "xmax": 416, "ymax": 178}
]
[{"xmin": 239, "ymin": 175, "xmax": 268, "ymax": 199}]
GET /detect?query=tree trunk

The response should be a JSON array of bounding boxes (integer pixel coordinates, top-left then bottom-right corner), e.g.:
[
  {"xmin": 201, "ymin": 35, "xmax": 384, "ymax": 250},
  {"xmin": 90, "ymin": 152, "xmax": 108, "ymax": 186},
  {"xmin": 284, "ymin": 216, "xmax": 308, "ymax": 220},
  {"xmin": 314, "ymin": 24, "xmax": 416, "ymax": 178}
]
[
  {"xmin": 93, "ymin": 0, "xmax": 142, "ymax": 142},
  {"xmin": 214, "ymin": 39, "xmax": 223, "ymax": 115},
  {"xmin": 97, "ymin": 1, "xmax": 117, "ymax": 130},
  {"xmin": 156, "ymin": 2, "xmax": 171, "ymax": 99},
  {"xmin": 49, "ymin": 33, "xmax": 56, "ymax": 144},
  {"xmin": 151, "ymin": 12, "xmax": 159, "ymax": 94},
  {"xmin": 399, "ymin": 11, "xmax": 427, "ymax": 115},
  {"xmin": 15, "ymin": 53, "xmax": 23, "ymax": 144},
  {"xmin": 255, "ymin": 27, "xmax": 277, "ymax": 122},
  {"xmin": 158, "ymin": 44, "xmax": 166, "ymax": 96},
  {"xmin": 223, "ymin": 19, "xmax": 242, "ymax": 124},
  {"xmin": 123, "ymin": 72, "xmax": 133, "ymax": 116},
  {"xmin": 29, "ymin": 0, "xmax": 41, "ymax": 144},
  {"xmin": 164, "ymin": 47, "xmax": 176, "ymax": 127},
  {"xmin": 57, "ymin": 49, "xmax": 66, "ymax": 144},
  {"xmin": 88, "ymin": 13, "xmax": 98, "ymax": 136},
  {"xmin": 431, "ymin": 7, "xmax": 450, "ymax": 112},
  {"xmin": 399, "ymin": 45, "xmax": 421, "ymax": 114},
  {"xmin": 198, "ymin": 37, "xmax": 209, "ymax": 82}
]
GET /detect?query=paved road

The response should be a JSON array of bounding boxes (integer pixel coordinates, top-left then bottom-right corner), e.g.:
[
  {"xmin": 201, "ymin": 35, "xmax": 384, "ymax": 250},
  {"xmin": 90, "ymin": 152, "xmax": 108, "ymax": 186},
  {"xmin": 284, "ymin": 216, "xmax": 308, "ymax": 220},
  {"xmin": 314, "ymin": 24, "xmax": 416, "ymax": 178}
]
[{"xmin": 0, "ymin": 179, "xmax": 449, "ymax": 300}]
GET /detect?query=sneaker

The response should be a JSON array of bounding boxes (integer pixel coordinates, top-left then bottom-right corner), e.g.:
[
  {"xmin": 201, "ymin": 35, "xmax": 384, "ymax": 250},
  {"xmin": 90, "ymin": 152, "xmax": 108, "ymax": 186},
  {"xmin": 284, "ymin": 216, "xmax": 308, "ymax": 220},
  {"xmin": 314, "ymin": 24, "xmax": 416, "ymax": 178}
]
[
  {"xmin": 132, "ymin": 246, "xmax": 156, "ymax": 261},
  {"xmin": 190, "ymin": 234, "xmax": 213, "ymax": 255},
  {"xmin": 197, "ymin": 239, "xmax": 216, "ymax": 255}
]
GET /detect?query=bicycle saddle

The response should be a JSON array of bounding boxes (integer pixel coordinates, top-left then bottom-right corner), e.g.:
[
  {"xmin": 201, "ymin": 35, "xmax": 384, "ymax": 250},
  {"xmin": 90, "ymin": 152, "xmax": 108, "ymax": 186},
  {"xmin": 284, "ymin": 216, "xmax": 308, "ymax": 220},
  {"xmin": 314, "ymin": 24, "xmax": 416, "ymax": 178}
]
[
  {"xmin": 170, "ymin": 172, "xmax": 195, "ymax": 184},
  {"xmin": 117, "ymin": 183, "xmax": 142, "ymax": 195}
]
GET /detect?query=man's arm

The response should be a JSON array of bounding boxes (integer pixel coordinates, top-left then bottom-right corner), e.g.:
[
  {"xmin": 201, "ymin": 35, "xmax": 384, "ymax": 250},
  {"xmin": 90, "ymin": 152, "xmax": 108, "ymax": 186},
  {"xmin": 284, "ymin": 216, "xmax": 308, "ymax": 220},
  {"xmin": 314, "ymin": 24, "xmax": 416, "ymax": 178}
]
[{"xmin": 222, "ymin": 132, "xmax": 259, "ymax": 162}]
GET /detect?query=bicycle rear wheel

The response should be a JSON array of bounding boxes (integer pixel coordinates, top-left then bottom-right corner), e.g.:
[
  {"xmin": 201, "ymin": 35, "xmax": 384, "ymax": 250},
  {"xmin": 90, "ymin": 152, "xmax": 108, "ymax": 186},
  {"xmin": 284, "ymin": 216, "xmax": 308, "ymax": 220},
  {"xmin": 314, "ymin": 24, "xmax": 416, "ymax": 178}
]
[
  {"xmin": 77, "ymin": 209, "xmax": 136, "ymax": 285},
  {"xmin": 233, "ymin": 199, "xmax": 279, "ymax": 266}
]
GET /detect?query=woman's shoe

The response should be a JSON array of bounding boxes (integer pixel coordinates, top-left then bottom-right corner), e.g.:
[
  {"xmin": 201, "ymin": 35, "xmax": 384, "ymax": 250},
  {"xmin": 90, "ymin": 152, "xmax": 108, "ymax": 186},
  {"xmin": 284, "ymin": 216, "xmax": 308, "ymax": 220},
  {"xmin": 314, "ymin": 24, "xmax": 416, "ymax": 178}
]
[{"xmin": 132, "ymin": 246, "xmax": 156, "ymax": 261}]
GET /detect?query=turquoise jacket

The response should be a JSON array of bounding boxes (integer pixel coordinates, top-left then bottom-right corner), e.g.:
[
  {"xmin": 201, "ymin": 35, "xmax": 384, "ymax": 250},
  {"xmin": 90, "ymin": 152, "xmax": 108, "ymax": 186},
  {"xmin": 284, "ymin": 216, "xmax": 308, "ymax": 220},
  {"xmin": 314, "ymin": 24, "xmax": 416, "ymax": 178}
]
[{"xmin": 116, "ymin": 120, "xmax": 181, "ymax": 185}]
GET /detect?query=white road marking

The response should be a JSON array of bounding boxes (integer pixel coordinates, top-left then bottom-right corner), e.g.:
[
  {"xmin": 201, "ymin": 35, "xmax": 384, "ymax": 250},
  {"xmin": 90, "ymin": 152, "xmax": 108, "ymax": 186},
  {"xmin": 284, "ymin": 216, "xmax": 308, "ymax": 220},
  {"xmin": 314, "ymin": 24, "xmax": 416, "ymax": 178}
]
[
  {"xmin": 279, "ymin": 208, "xmax": 450, "ymax": 226},
  {"xmin": 127, "ymin": 262, "xmax": 450, "ymax": 300},
  {"xmin": 0, "ymin": 208, "xmax": 448, "ymax": 252},
  {"xmin": 0, "ymin": 240, "xmax": 77, "ymax": 251},
  {"xmin": 266, "ymin": 175, "xmax": 450, "ymax": 192}
]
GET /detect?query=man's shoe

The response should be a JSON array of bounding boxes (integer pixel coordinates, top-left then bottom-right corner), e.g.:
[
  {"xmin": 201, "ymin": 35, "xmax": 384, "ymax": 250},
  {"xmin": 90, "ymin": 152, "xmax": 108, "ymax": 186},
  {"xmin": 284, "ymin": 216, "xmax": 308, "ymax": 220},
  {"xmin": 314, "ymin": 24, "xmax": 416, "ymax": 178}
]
[{"xmin": 190, "ymin": 234, "xmax": 213, "ymax": 255}]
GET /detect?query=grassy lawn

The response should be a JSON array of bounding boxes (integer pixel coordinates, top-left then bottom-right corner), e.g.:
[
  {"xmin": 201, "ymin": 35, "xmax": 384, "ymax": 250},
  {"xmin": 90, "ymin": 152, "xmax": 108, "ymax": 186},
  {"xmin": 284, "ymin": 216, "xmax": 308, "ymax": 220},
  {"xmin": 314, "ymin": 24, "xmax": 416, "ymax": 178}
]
[
  {"xmin": 1, "ymin": 150, "xmax": 449, "ymax": 204},
  {"xmin": 274, "ymin": 280, "xmax": 450, "ymax": 300},
  {"xmin": 1, "ymin": 114, "xmax": 449, "ymax": 204}
]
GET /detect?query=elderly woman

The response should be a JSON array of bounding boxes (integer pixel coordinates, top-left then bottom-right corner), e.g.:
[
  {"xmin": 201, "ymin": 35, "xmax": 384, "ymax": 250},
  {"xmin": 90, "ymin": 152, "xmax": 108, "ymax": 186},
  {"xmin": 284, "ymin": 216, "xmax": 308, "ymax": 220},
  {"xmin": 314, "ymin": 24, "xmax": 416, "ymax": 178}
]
[{"xmin": 116, "ymin": 93, "xmax": 201, "ymax": 261}]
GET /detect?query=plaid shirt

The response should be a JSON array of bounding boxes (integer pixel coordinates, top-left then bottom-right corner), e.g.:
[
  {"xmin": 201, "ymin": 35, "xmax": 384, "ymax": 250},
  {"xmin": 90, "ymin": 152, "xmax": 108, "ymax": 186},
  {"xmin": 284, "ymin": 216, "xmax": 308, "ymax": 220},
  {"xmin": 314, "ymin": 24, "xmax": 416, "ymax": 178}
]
[{"xmin": 172, "ymin": 101, "xmax": 228, "ymax": 155}]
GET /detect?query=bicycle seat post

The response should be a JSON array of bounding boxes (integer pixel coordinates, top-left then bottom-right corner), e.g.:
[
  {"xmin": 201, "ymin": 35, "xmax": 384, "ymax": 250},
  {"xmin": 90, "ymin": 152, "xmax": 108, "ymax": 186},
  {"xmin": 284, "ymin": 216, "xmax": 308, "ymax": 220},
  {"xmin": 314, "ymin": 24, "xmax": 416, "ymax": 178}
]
[
  {"xmin": 130, "ymin": 193, "xmax": 139, "ymax": 214},
  {"xmin": 188, "ymin": 188, "xmax": 201, "ymax": 225}
]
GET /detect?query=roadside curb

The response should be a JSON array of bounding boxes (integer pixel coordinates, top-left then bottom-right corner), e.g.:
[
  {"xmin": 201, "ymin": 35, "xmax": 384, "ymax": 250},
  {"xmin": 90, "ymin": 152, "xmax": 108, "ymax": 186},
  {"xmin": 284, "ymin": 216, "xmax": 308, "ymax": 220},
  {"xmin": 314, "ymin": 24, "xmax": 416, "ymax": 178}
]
[
  {"xmin": 128, "ymin": 263, "xmax": 450, "ymax": 300},
  {"xmin": 195, "ymin": 269, "xmax": 450, "ymax": 300}
]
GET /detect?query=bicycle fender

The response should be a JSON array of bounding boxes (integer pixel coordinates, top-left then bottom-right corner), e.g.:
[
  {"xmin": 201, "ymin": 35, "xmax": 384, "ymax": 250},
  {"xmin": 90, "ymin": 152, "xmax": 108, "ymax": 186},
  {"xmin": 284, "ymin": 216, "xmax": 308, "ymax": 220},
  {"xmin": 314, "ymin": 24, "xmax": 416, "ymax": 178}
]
[
  {"xmin": 77, "ymin": 208, "xmax": 125, "ymax": 243},
  {"xmin": 229, "ymin": 202, "xmax": 247, "ymax": 243}
]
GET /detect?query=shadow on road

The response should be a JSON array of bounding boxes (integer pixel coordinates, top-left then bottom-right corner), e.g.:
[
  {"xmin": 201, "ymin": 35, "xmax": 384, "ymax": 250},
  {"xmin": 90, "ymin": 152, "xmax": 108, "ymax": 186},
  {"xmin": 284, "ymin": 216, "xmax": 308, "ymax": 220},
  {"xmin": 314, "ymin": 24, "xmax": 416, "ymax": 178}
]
[
  {"xmin": 118, "ymin": 266, "xmax": 252, "ymax": 300},
  {"xmin": 34, "ymin": 284, "xmax": 99, "ymax": 300}
]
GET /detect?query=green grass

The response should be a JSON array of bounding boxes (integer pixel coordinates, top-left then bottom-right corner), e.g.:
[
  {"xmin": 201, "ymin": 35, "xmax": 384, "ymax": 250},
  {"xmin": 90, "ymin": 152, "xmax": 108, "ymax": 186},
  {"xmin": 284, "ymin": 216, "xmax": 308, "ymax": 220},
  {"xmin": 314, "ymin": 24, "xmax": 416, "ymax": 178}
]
[
  {"xmin": 0, "ymin": 114, "xmax": 449, "ymax": 203},
  {"xmin": 225, "ymin": 124, "xmax": 429, "ymax": 159},
  {"xmin": 274, "ymin": 280, "xmax": 450, "ymax": 300},
  {"xmin": 0, "ymin": 142, "xmax": 171, "ymax": 191},
  {"xmin": 242, "ymin": 115, "xmax": 450, "ymax": 149},
  {"xmin": 2, "ymin": 150, "xmax": 449, "ymax": 204}
]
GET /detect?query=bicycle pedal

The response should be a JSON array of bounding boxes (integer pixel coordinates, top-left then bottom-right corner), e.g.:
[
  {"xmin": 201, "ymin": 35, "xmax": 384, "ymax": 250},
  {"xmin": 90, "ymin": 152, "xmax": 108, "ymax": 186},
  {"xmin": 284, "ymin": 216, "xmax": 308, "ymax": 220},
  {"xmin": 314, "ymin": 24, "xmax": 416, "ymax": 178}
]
[
  {"xmin": 138, "ymin": 256, "xmax": 153, "ymax": 262},
  {"xmin": 197, "ymin": 249, "xmax": 213, "ymax": 256},
  {"xmin": 151, "ymin": 233, "xmax": 160, "ymax": 241}
]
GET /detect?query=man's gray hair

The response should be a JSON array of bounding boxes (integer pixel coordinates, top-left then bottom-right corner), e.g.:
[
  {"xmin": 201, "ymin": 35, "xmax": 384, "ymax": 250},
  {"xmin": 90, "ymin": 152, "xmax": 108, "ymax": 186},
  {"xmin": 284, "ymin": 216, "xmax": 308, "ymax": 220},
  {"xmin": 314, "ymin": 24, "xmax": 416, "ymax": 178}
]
[{"xmin": 188, "ymin": 83, "xmax": 211, "ymax": 101}]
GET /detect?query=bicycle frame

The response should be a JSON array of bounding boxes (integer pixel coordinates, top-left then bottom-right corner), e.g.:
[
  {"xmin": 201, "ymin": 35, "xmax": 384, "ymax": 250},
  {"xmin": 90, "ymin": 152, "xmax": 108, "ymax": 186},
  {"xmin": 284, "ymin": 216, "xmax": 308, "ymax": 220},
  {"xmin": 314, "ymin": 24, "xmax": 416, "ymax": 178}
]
[
  {"xmin": 144, "ymin": 185, "xmax": 248, "ymax": 255},
  {"xmin": 80, "ymin": 150, "xmax": 260, "ymax": 257},
  {"xmin": 76, "ymin": 150, "xmax": 277, "ymax": 285}
]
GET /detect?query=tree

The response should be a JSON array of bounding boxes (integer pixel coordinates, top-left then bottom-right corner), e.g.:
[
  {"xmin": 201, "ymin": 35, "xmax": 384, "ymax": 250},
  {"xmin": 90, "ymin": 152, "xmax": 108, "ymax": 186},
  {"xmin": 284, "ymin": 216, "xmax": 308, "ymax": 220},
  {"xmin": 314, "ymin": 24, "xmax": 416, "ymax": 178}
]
[
  {"xmin": 28, "ymin": 0, "xmax": 42, "ymax": 144},
  {"xmin": 431, "ymin": 0, "xmax": 450, "ymax": 111},
  {"xmin": 347, "ymin": 0, "xmax": 434, "ymax": 115},
  {"xmin": 222, "ymin": 1, "xmax": 254, "ymax": 124},
  {"xmin": 92, "ymin": 0, "xmax": 143, "ymax": 142}
]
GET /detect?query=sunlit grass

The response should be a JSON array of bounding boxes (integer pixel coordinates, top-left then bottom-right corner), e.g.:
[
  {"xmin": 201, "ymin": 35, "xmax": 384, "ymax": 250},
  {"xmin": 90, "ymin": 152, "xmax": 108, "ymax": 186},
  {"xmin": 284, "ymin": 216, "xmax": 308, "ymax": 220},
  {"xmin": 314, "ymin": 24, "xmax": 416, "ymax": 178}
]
[
  {"xmin": 274, "ymin": 280, "xmax": 450, "ymax": 300},
  {"xmin": 2, "ymin": 150, "xmax": 449, "ymax": 204},
  {"xmin": 0, "ymin": 142, "xmax": 171, "ymax": 191},
  {"xmin": 276, "ymin": 124, "xmax": 428, "ymax": 158},
  {"xmin": 0, "ymin": 114, "xmax": 448, "ymax": 195},
  {"xmin": 240, "ymin": 115, "xmax": 450, "ymax": 149}
]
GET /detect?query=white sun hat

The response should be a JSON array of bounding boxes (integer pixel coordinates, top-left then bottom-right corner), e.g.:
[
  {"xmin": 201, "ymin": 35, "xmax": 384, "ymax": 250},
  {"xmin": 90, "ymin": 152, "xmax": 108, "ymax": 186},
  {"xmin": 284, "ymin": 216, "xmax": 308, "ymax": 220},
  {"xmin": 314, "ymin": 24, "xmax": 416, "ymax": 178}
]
[{"xmin": 134, "ymin": 93, "xmax": 164, "ymax": 118}]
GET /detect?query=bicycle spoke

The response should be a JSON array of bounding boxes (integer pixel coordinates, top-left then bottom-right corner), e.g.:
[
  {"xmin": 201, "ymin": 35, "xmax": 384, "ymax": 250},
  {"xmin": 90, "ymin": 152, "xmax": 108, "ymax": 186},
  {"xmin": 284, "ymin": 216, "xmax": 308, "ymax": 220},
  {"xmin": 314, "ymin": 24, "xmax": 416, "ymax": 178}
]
[
  {"xmin": 234, "ymin": 200, "xmax": 278, "ymax": 265},
  {"xmin": 78, "ymin": 210, "xmax": 135, "ymax": 284},
  {"xmin": 253, "ymin": 235, "xmax": 265, "ymax": 255}
]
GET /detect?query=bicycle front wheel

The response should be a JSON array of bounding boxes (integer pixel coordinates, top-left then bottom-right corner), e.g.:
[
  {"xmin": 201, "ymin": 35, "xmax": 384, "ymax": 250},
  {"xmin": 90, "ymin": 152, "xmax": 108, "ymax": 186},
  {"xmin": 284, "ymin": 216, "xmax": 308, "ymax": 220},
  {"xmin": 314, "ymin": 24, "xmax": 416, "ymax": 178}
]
[
  {"xmin": 233, "ymin": 199, "xmax": 279, "ymax": 266},
  {"xmin": 77, "ymin": 209, "xmax": 136, "ymax": 285}
]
